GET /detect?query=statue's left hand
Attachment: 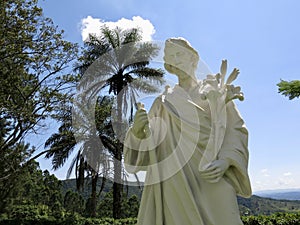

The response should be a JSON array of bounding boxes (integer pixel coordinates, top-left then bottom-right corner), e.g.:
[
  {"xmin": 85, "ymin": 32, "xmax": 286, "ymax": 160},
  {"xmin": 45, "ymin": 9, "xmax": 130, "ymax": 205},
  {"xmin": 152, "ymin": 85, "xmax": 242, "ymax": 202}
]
[{"xmin": 199, "ymin": 159, "xmax": 229, "ymax": 183}]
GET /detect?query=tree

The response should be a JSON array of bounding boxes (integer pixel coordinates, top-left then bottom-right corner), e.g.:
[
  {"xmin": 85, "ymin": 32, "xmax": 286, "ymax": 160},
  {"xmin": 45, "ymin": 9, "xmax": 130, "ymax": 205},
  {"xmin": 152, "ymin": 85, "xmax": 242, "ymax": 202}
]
[
  {"xmin": 45, "ymin": 96, "xmax": 115, "ymax": 217},
  {"xmin": 0, "ymin": 152, "xmax": 36, "ymax": 212},
  {"xmin": 97, "ymin": 191, "xmax": 139, "ymax": 218},
  {"xmin": 277, "ymin": 79, "xmax": 300, "ymax": 100},
  {"xmin": 41, "ymin": 170, "xmax": 63, "ymax": 211},
  {"xmin": 74, "ymin": 26, "xmax": 165, "ymax": 218},
  {"xmin": 0, "ymin": 0, "xmax": 78, "ymax": 182},
  {"xmin": 122, "ymin": 194, "xmax": 140, "ymax": 218},
  {"xmin": 0, "ymin": 160, "xmax": 64, "ymax": 217},
  {"xmin": 64, "ymin": 190, "xmax": 85, "ymax": 214}
]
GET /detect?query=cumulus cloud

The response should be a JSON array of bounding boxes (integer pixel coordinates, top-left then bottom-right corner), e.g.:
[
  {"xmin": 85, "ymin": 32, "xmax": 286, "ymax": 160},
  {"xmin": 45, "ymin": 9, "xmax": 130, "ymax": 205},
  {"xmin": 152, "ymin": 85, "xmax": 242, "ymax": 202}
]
[
  {"xmin": 261, "ymin": 168, "xmax": 270, "ymax": 177},
  {"xmin": 278, "ymin": 177, "xmax": 295, "ymax": 186},
  {"xmin": 81, "ymin": 16, "xmax": 155, "ymax": 42},
  {"xmin": 252, "ymin": 169, "xmax": 300, "ymax": 191},
  {"xmin": 283, "ymin": 172, "xmax": 292, "ymax": 176}
]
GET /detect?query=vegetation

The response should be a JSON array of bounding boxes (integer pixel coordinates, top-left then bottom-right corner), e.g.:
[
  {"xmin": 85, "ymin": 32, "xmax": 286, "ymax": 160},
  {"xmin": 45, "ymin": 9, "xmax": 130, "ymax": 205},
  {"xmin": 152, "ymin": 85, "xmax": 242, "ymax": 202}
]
[
  {"xmin": 4, "ymin": 163, "xmax": 298, "ymax": 224},
  {"xmin": 238, "ymin": 195, "xmax": 300, "ymax": 216},
  {"xmin": 45, "ymin": 25, "xmax": 165, "ymax": 218},
  {"xmin": 0, "ymin": 0, "xmax": 77, "ymax": 212},
  {"xmin": 73, "ymin": 25, "xmax": 165, "ymax": 218},
  {"xmin": 0, "ymin": 213, "xmax": 300, "ymax": 225},
  {"xmin": 1, "ymin": 0, "xmax": 300, "ymax": 224},
  {"xmin": 0, "ymin": 0, "xmax": 78, "ymax": 154},
  {"xmin": 61, "ymin": 178, "xmax": 300, "ymax": 217},
  {"xmin": 45, "ymin": 95, "xmax": 115, "ymax": 217},
  {"xmin": 0, "ymin": 161, "xmax": 140, "ymax": 220},
  {"xmin": 242, "ymin": 213, "xmax": 300, "ymax": 225},
  {"xmin": 1, "ymin": 0, "xmax": 164, "ymax": 219},
  {"xmin": 61, "ymin": 178, "xmax": 142, "ymax": 201},
  {"xmin": 277, "ymin": 79, "xmax": 300, "ymax": 100}
]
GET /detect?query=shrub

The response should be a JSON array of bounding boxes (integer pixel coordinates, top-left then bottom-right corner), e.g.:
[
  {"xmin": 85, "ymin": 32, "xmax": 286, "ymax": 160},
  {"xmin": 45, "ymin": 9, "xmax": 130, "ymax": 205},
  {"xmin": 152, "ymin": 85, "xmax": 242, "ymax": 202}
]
[{"xmin": 0, "ymin": 212, "xmax": 299, "ymax": 225}]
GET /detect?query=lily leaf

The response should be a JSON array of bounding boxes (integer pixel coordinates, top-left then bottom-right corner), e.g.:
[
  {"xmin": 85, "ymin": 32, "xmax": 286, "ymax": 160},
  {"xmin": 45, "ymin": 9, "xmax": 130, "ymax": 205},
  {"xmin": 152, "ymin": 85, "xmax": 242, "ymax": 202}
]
[
  {"xmin": 220, "ymin": 59, "xmax": 227, "ymax": 76},
  {"xmin": 220, "ymin": 60, "xmax": 227, "ymax": 86},
  {"xmin": 226, "ymin": 68, "xmax": 240, "ymax": 84}
]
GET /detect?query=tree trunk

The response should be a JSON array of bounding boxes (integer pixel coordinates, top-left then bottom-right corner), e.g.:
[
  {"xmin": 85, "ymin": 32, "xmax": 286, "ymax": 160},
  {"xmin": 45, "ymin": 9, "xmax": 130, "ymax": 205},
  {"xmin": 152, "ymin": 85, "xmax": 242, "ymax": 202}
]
[
  {"xmin": 91, "ymin": 172, "xmax": 98, "ymax": 217},
  {"xmin": 113, "ymin": 91, "xmax": 123, "ymax": 219},
  {"xmin": 113, "ymin": 148, "xmax": 122, "ymax": 219}
]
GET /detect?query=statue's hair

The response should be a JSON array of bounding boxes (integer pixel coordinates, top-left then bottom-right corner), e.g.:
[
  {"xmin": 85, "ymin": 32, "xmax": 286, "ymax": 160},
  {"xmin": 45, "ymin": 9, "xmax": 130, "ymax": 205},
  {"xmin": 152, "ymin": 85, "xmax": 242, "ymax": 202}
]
[{"xmin": 165, "ymin": 37, "xmax": 199, "ymax": 63}]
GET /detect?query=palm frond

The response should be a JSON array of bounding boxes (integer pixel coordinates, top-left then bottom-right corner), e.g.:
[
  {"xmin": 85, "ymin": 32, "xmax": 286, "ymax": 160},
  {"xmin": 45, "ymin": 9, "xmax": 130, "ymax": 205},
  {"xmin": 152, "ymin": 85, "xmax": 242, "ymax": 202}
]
[
  {"xmin": 102, "ymin": 26, "xmax": 120, "ymax": 49},
  {"xmin": 122, "ymin": 28, "xmax": 142, "ymax": 45},
  {"xmin": 129, "ymin": 67, "xmax": 165, "ymax": 80},
  {"xmin": 67, "ymin": 149, "xmax": 82, "ymax": 179},
  {"xmin": 44, "ymin": 122, "xmax": 77, "ymax": 170}
]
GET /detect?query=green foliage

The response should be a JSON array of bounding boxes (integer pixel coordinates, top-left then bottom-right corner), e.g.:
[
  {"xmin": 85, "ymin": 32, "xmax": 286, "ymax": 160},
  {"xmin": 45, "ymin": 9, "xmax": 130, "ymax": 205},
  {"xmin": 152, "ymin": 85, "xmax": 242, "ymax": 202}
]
[
  {"xmin": 0, "ymin": 0, "xmax": 78, "ymax": 211},
  {"xmin": 74, "ymin": 25, "xmax": 165, "ymax": 219},
  {"xmin": 0, "ymin": 0, "xmax": 78, "ymax": 151},
  {"xmin": 0, "ymin": 161, "xmax": 64, "ymax": 219},
  {"xmin": 9, "ymin": 204, "xmax": 50, "ymax": 220},
  {"xmin": 98, "ymin": 191, "xmax": 139, "ymax": 218},
  {"xmin": 45, "ymin": 96, "xmax": 115, "ymax": 217},
  {"xmin": 242, "ymin": 212, "xmax": 300, "ymax": 225},
  {"xmin": 1, "ymin": 213, "xmax": 300, "ymax": 225},
  {"xmin": 97, "ymin": 191, "xmax": 114, "ymax": 218},
  {"xmin": 277, "ymin": 80, "xmax": 300, "ymax": 100},
  {"xmin": 63, "ymin": 190, "xmax": 85, "ymax": 214},
  {"xmin": 238, "ymin": 195, "xmax": 300, "ymax": 216},
  {"xmin": 0, "ymin": 143, "xmax": 35, "ymax": 211},
  {"xmin": 123, "ymin": 195, "xmax": 140, "ymax": 218},
  {"xmin": 61, "ymin": 178, "xmax": 142, "ymax": 201},
  {"xmin": 0, "ymin": 217, "xmax": 138, "ymax": 225}
]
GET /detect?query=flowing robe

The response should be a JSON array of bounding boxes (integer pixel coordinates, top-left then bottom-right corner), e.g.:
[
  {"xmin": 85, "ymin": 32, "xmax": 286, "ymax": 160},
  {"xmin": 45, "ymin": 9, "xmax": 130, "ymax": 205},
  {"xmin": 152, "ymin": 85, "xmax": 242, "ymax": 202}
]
[{"xmin": 123, "ymin": 84, "xmax": 252, "ymax": 225}]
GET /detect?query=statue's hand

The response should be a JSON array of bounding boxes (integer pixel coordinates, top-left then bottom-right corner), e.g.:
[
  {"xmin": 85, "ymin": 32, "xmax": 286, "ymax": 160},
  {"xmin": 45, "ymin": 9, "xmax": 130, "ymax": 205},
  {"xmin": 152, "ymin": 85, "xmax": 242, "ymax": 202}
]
[
  {"xmin": 131, "ymin": 108, "xmax": 149, "ymax": 139},
  {"xmin": 199, "ymin": 159, "xmax": 229, "ymax": 183}
]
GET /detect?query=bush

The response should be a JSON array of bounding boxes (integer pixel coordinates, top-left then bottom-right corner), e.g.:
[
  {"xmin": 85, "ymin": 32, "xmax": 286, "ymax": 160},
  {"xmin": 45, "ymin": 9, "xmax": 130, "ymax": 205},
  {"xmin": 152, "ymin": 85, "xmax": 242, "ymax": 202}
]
[
  {"xmin": 0, "ymin": 217, "xmax": 138, "ymax": 225},
  {"xmin": 242, "ymin": 212, "xmax": 300, "ymax": 225},
  {"xmin": 9, "ymin": 204, "xmax": 50, "ymax": 220},
  {"xmin": 0, "ymin": 213, "xmax": 299, "ymax": 225}
]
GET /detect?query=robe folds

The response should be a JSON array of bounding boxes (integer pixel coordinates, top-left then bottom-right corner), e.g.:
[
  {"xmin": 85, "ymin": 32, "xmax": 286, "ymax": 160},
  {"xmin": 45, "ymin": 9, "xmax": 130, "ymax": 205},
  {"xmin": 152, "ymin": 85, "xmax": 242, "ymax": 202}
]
[{"xmin": 123, "ymin": 84, "xmax": 252, "ymax": 225}]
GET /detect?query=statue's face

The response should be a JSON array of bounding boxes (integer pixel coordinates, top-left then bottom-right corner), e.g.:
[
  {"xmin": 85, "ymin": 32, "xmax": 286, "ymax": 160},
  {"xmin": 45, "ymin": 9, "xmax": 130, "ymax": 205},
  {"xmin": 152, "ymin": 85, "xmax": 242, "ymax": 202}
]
[{"xmin": 163, "ymin": 42, "xmax": 197, "ymax": 79}]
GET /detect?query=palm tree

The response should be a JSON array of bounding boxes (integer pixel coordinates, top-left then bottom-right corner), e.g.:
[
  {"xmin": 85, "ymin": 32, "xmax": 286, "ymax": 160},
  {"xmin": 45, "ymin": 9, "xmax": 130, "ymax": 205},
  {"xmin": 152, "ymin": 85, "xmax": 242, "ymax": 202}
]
[
  {"xmin": 45, "ymin": 96, "xmax": 114, "ymax": 217},
  {"xmin": 74, "ymin": 26, "xmax": 165, "ymax": 218}
]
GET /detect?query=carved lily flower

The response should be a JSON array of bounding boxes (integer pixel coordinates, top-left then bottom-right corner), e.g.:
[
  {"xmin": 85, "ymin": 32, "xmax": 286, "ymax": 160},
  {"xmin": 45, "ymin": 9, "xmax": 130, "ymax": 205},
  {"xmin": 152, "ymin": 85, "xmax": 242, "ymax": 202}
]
[{"xmin": 198, "ymin": 59, "xmax": 244, "ymax": 171}]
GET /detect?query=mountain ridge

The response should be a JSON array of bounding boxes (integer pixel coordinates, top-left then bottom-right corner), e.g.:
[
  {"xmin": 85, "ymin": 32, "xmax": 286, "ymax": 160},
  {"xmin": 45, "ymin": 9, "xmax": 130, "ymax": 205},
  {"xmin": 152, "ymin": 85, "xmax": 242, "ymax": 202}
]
[
  {"xmin": 61, "ymin": 178, "xmax": 300, "ymax": 215},
  {"xmin": 254, "ymin": 189, "xmax": 300, "ymax": 201}
]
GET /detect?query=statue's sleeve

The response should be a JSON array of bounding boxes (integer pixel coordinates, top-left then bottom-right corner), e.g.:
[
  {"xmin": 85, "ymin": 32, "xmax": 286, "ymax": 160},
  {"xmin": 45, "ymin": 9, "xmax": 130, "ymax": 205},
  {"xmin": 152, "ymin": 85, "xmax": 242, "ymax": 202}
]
[
  {"xmin": 123, "ymin": 128, "xmax": 150, "ymax": 173},
  {"xmin": 123, "ymin": 98, "xmax": 162, "ymax": 174},
  {"xmin": 218, "ymin": 101, "xmax": 252, "ymax": 197}
]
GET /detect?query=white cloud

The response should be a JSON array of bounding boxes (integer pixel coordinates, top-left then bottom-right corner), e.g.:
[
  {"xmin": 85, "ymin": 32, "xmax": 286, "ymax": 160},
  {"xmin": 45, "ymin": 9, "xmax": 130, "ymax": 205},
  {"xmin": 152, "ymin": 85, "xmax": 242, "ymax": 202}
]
[
  {"xmin": 283, "ymin": 172, "xmax": 292, "ymax": 176},
  {"xmin": 278, "ymin": 177, "xmax": 295, "ymax": 186},
  {"xmin": 81, "ymin": 16, "xmax": 155, "ymax": 42},
  {"xmin": 251, "ymin": 169, "xmax": 300, "ymax": 192},
  {"xmin": 261, "ymin": 168, "xmax": 270, "ymax": 177}
]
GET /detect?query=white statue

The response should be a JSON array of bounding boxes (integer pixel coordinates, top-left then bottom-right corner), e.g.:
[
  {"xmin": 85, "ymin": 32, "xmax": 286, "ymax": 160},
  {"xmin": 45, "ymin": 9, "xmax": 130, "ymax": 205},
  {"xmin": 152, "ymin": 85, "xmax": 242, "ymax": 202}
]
[{"xmin": 124, "ymin": 37, "xmax": 252, "ymax": 225}]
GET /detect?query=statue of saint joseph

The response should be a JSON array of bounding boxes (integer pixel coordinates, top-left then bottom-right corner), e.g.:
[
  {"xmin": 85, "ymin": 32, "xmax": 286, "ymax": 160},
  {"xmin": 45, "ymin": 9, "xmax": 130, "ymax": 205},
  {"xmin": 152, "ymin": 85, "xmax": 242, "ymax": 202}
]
[{"xmin": 124, "ymin": 37, "xmax": 252, "ymax": 225}]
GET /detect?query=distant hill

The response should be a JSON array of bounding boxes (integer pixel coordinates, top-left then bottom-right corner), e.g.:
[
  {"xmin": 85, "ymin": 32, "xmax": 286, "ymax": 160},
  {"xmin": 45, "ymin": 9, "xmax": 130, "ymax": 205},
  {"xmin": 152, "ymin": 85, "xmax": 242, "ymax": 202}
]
[
  {"xmin": 61, "ymin": 178, "xmax": 143, "ymax": 200},
  {"xmin": 238, "ymin": 195, "xmax": 300, "ymax": 215},
  {"xmin": 61, "ymin": 179, "xmax": 300, "ymax": 216},
  {"xmin": 254, "ymin": 189, "xmax": 300, "ymax": 201}
]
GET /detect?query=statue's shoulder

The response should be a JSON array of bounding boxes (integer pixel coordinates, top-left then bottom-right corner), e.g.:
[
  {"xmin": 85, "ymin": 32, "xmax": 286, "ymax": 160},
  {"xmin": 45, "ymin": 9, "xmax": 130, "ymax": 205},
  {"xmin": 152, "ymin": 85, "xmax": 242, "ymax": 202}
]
[{"xmin": 148, "ymin": 85, "xmax": 174, "ymax": 114}]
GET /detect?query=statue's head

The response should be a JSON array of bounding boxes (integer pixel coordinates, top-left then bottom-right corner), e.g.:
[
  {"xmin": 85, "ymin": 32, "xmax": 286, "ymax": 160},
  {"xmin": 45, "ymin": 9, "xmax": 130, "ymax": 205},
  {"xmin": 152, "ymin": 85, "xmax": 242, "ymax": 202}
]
[{"xmin": 163, "ymin": 37, "xmax": 199, "ymax": 78}]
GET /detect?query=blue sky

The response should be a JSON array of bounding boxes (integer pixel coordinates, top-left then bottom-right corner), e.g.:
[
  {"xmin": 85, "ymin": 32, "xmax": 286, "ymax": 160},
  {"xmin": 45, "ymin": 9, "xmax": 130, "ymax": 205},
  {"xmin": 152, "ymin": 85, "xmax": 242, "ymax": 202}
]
[{"xmin": 36, "ymin": 0, "xmax": 300, "ymax": 191}]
